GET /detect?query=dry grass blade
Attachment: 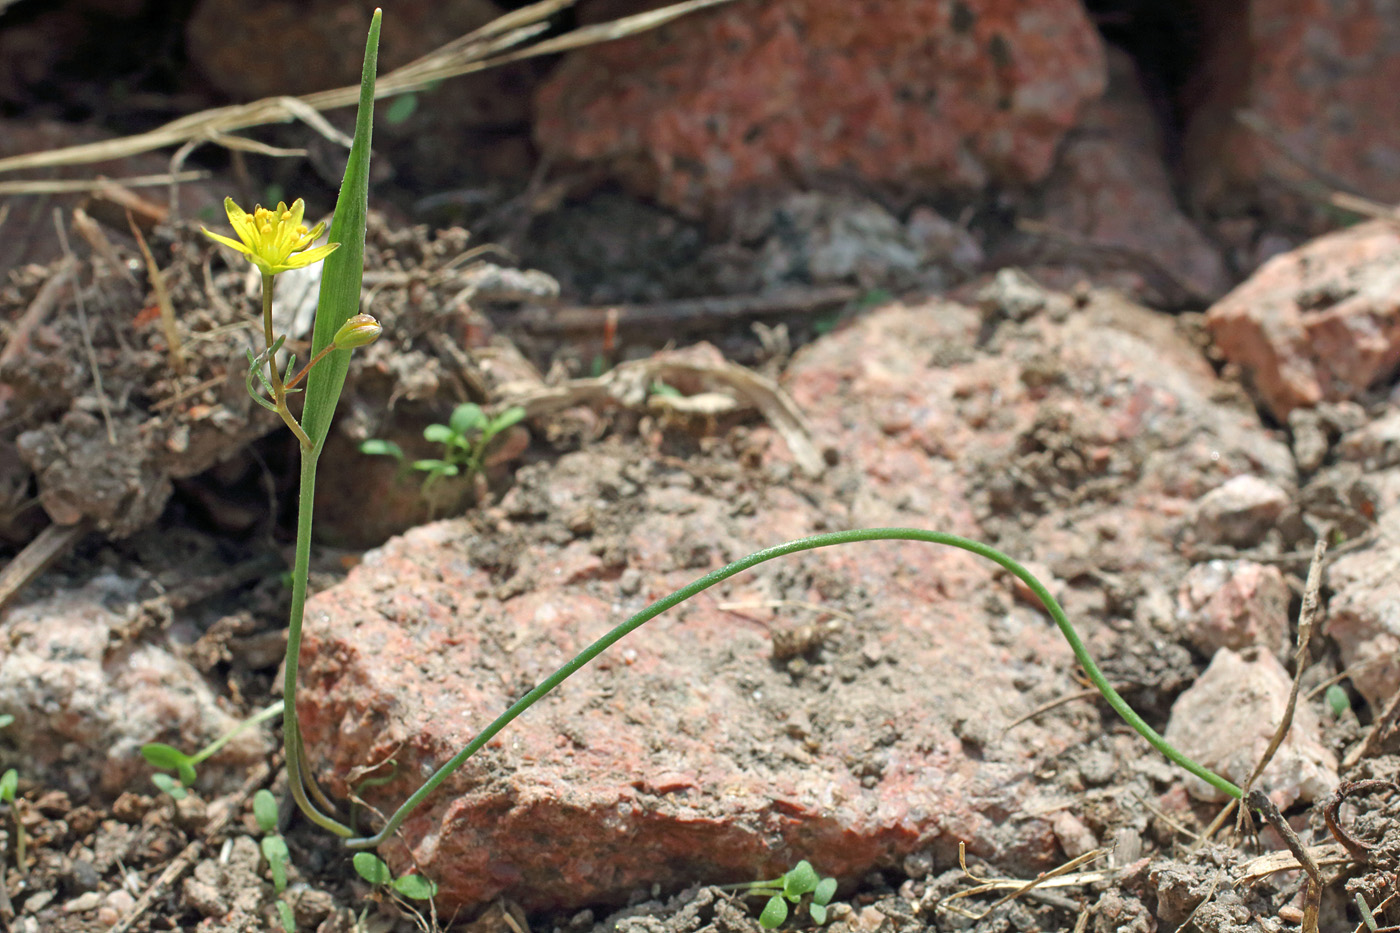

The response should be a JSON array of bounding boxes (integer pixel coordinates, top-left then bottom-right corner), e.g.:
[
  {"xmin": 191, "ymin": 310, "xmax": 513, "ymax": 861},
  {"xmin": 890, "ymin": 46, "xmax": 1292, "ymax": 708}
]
[
  {"xmin": 0, "ymin": 170, "xmax": 207, "ymax": 196},
  {"xmin": 937, "ymin": 844, "xmax": 1112, "ymax": 921},
  {"xmin": 0, "ymin": 0, "xmax": 735, "ymax": 178},
  {"xmin": 127, "ymin": 211, "xmax": 185, "ymax": 375},
  {"xmin": 1201, "ymin": 537, "xmax": 1326, "ymax": 843},
  {"xmin": 1236, "ymin": 843, "xmax": 1350, "ymax": 885}
]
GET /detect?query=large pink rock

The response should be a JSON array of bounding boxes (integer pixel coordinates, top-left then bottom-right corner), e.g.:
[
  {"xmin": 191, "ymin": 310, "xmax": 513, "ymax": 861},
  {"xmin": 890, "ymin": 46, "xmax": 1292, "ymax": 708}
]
[
  {"xmin": 1183, "ymin": 0, "xmax": 1400, "ymax": 223},
  {"xmin": 1326, "ymin": 506, "xmax": 1400, "ymax": 713},
  {"xmin": 533, "ymin": 0, "xmax": 1107, "ymax": 217},
  {"xmin": 297, "ymin": 283, "xmax": 1296, "ymax": 915},
  {"xmin": 1205, "ymin": 220, "xmax": 1400, "ymax": 421}
]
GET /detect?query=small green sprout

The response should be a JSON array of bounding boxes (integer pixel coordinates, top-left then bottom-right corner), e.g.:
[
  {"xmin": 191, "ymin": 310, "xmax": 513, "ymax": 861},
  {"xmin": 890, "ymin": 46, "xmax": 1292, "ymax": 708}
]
[
  {"xmin": 1325, "ymin": 684, "xmax": 1350, "ymax": 717},
  {"xmin": 141, "ymin": 700, "xmax": 284, "ymax": 797},
  {"xmin": 726, "ymin": 860, "xmax": 837, "ymax": 928},
  {"xmin": 360, "ymin": 402, "xmax": 526, "ymax": 491},
  {"xmin": 352, "ymin": 852, "xmax": 438, "ymax": 901},
  {"xmin": 254, "ymin": 788, "xmax": 297, "ymax": 931},
  {"xmin": 0, "ymin": 766, "xmax": 23, "ymax": 874}
]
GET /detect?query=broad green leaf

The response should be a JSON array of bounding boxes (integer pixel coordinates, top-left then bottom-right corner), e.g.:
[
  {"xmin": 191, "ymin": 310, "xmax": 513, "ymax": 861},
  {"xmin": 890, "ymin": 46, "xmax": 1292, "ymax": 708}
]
[
  {"xmin": 423, "ymin": 424, "xmax": 455, "ymax": 445},
  {"xmin": 449, "ymin": 403, "xmax": 487, "ymax": 437},
  {"xmin": 301, "ymin": 10, "xmax": 380, "ymax": 456},
  {"xmin": 253, "ymin": 789, "xmax": 280, "ymax": 834},
  {"xmin": 262, "ymin": 835, "xmax": 290, "ymax": 892},
  {"xmin": 809, "ymin": 903, "xmax": 827, "ymax": 925},
  {"xmin": 391, "ymin": 874, "xmax": 438, "ymax": 900},
  {"xmin": 783, "ymin": 860, "xmax": 818, "ymax": 898},
  {"xmin": 353, "ymin": 852, "xmax": 392, "ymax": 885},
  {"xmin": 150, "ymin": 773, "xmax": 187, "ymax": 799},
  {"xmin": 813, "ymin": 877, "xmax": 837, "ymax": 906},
  {"xmin": 0, "ymin": 769, "xmax": 15, "ymax": 801},
  {"xmin": 1325, "ymin": 684, "xmax": 1350, "ymax": 717},
  {"xmin": 759, "ymin": 895, "xmax": 788, "ymax": 928}
]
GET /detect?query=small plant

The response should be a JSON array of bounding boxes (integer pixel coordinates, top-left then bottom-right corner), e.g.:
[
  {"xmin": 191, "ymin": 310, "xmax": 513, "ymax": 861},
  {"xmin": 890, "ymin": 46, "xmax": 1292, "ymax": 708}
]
[
  {"xmin": 360, "ymin": 402, "xmax": 526, "ymax": 492},
  {"xmin": 726, "ymin": 860, "xmax": 838, "ymax": 928},
  {"xmin": 255, "ymin": 788, "xmax": 297, "ymax": 932},
  {"xmin": 352, "ymin": 851, "xmax": 438, "ymax": 901},
  {"xmin": 0, "ymin": 714, "xmax": 23, "ymax": 874},
  {"xmin": 141, "ymin": 700, "xmax": 284, "ymax": 799}
]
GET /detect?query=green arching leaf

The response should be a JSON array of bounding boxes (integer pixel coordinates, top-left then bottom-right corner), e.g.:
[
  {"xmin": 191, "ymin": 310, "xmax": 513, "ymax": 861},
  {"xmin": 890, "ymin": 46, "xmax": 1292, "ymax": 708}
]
[
  {"xmin": 142, "ymin": 743, "xmax": 198, "ymax": 786},
  {"xmin": 423, "ymin": 424, "xmax": 455, "ymax": 445},
  {"xmin": 253, "ymin": 789, "xmax": 280, "ymax": 835},
  {"xmin": 0, "ymin": 769, "xmax": 15, "ymax": 802},
  {"xmin": 300, "ymin": 9, "xmax": 380, "ymax": 456},
  {"xmin": 782, "ymin": 860, "xmax": 818, "ymax": 898},
  {"xmin": 813, "ymin": 877, "xmax": 837, "ymax": 906},
  {"xmin": 391, "ymin": 874, "xmax": 438, "ymax": 900},
  {"xmin": 262, "ymin": 835, "xmax": 290, "ymax": 893},
  {"xmin": 809, "ymin": 903, "xmax": 827, "ymax": 925},
  {"xmin": 150, "ymin": 773, "xmax": 187, "ymax": 799},
  {"xmin": 449, "ymin": 403, "xmax": 487, "ymax": 437},
  {"xmin": 275, "ymin": 898, "xmax": 296, "ymax": 932},
  {"xmin": 353, "ymin": 851, "xmax": 392, "ymax": 885},
  {"xmin": 480, "ymin": 406, "xmax": 526, "ymax": 444},
  {"xmin": 359, "ymin": 438, "xmax": 404, "ymax": 460},
  {"xmin": 759, "ymin": 895, "xmax": 788, "ymax": 928},
  {"xmin": 0, "ymin": 713, "xmax": 13, "ymax": 729}
]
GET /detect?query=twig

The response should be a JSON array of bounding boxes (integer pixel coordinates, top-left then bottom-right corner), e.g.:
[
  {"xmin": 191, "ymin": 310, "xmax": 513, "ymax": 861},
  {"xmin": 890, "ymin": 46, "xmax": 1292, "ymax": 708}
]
[
  {"xmin": 1324, "ymin": 779, "xmax": 1399, "ymax": 865},
  {"xmin": 0, "ymin": 0, "xmax": 735, "ymax": 178},
  {"xmin": 1247, "ymin": 789, "xmax": 1321, "ymax": 933},
  {"xmin": 1201, "ymin": 538, "xmax": 1325, "ymax": 843},
  {"xmin": 0, "ymin": 255, "xmax": 75, "ymax": 372},
  {"xmin": 1343, "ymin": 685, "xmax": 1400, "ymax": 768},
  {"xmin": 1003, "ymin": 682, "xmax": 1130, "ymax": 732},
  {"xmin": 521, "ymin": 286, "xmax": 860, "ymax": 337},
  {"xmin": 54, "ymin": 210, "xmax": 116, "ymax": 444},
  {"xmin": 0, "ymin": 520, "xmax": 92, "ymax": 615},
  {"xmin": 127, "ymin": 211, "xmax": 186, "ymax": 375}
]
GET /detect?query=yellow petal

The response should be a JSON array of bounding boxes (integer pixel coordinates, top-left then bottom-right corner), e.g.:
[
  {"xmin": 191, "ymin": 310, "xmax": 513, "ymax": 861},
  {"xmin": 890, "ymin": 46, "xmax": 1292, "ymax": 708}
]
[
  {"xmin": 281, "ymin": 242, "xmax": 340, "ymax": 270},
  {"xmin": 201, "ymin": 228, "xmax": 255, "ymax": 257}
]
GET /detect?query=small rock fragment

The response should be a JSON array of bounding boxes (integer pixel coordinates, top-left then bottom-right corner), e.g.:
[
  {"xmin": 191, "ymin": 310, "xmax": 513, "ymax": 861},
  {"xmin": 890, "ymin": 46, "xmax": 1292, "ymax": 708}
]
[
  {"xmin": 1163, "ymin": 648, "xmax": 1338, "ymax": 806},
  {"xmin": 1175, "ymin": 560, "xmax": 1291, "ymax": 657},
  {"xmin": 1192, "ymin": 475, "xmax": 1290, "ymax": 546}
]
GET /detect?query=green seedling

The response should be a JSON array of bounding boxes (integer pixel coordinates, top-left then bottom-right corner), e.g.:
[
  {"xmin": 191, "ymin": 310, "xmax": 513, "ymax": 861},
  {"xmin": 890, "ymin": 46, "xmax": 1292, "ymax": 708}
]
[
  {"xmin": 142, "ymin": 700, "xmax": 284, "ymax": 797},
  {"xmin": 360, "ymin": 402, "xmax": 526, "ymax": 492},
  {"xmin": 352, "ymin": 852, "xmax": 438, "ymax": 901},
  {"xmin": 0, "ymin": 767, "xmax": 22, "ymax": 874},
  {"xmin": 1325, "ymin": 684, "xmax": 1350, "ymax": 718},
  {"xmin": 726, "ymin": 860, "xmax": 838, "ymax": 927},
  {"xmin": 198, "ymin": 13, "xmax": 1249, "ymax": 908},
  {"xmin": 254, "ymin": 788, "xmax": 297, "ymax": 931}
]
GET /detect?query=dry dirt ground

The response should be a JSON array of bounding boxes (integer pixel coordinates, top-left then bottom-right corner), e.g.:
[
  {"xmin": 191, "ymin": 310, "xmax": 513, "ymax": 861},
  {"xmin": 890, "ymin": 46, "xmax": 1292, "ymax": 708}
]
[{"xmin": 0, "ymin": 214, "xmax": 1398, "ymax": 933}]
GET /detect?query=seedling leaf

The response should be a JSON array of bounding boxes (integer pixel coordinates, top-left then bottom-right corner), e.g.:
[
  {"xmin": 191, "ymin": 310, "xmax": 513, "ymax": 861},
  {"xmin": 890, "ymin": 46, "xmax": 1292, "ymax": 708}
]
[
  {"xmin": 391, "ymin": 874, "xmax": 438, "ymax": 900},
  {"xmin": 0, "ymin": 769, "xmax": 15, "ymax": 802},
  {"xmin": 353, "ymin": 852, "xmax": 392, "ymax": 885},
  {"xmin": 0, "ymin": 714, "xmax": 13, "ymax": 729},
  {"xmin": 449, "ymin": 403, "xmax": 487, "ymax": 437},
  {"xmin": 359, "ymin": 439, "xmax": 404, "ymax": 460},
  {"xmin": 423, "ymin": 424, "xmax": 455, "ymax": 445},
  {"xmin": 150, "ymin": 772, "xmax": 187, "ymax": 799},
  {"xmin": 412, "ymin": 459, "xmax": 457, "ymax": 476},
  {"xmin": 1325, "ymin": 684, "xmax": 1350, "ymax": 717},
  {"xmin": 759, "ymin": 895, "xmax": 788, "ymax": 928},
  {"xmin": 253, "ymin": 789, "xmax": 280, "ymax": 834},
  {"xmin": 262, "ymin": 835, "xmax": 290, "ymax": 892},
  {"xmin": 275, "ymin": 898, "xmax": 296, "ymax": 932},
  {"xmin": 813, "ymin": 877, "xmax": 837, "ymax": 906},
  {"xmin": 481, "ymin": 406, "xmax": 526, "ymax": 442},
  {"xmin": 141, "ymin": 743, "xmax": 198, "ymax": 786},
  {"xmin": 809, "ymin": 904, "xmax": 827, "ymax": 925},
  {"xmin": 783, "ymin": 860, "xmax": 818, "ymax": 898}
]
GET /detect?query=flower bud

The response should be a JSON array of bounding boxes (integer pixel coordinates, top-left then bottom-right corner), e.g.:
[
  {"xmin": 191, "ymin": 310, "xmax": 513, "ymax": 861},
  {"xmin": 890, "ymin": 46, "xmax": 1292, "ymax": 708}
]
[{"xmin": 334, "ymin": 313, "xmax": 382, "ymax": 349}]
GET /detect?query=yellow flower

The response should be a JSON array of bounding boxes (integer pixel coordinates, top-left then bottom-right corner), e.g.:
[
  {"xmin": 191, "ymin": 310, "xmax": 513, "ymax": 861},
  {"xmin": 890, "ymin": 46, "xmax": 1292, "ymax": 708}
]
[{"xmin": 202, "ymin": 197, "xmax": 339, "ymax": 276}]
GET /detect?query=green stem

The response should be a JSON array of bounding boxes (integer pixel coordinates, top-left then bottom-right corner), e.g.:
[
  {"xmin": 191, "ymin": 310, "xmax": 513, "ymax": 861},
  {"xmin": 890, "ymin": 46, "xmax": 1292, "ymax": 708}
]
[
  {"xmin": 345, "ymin": 528, "xmax": 1241, "ymax": 850},
  {"xmin": 261, "ymin": 273, "xmax": 312, "ymax": 450},
  {"xmin": 189, "ymin": 699, "xmax": 284, "ymax": 766}
]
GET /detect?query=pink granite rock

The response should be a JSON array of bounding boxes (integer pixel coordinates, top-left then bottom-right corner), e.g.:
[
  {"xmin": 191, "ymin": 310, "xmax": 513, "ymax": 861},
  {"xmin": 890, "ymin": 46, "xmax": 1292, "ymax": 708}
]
[
  {"xmin": 1038, "ymin": 49, "xmax": 1230, "ymax": 303},
  {"xmin": 0, "ymin": 576, "xmax": 271, "ymax": 797},
  {"xmin": 1163, "ymin": 648, "xmax": 1338, "ymax": 807},
  {"xmin": 533, "ymin": 0, "xmax": 1106, "ymax": 217},
  {"xmin": 1325, "ymin": 507, "xmax": 1400, "ymax": 713},
  {"xmin": 1183, "ymin": 0, "xmax": 1400, "ymax": 225},
  {"xmin": 297, "ymin": 285, "xmax": 1295, "ymax": 914},
  {"xmin": 1175, "ymin": 560, "xmax": 1291, "ymax": 659},
  {"xmin": 1191, "ymin": 476, "xmax": 1291, "ymax": 548},
  {"xmin": 1205, "ymin": 220, "xmax": 1400, "ymax": 421}
]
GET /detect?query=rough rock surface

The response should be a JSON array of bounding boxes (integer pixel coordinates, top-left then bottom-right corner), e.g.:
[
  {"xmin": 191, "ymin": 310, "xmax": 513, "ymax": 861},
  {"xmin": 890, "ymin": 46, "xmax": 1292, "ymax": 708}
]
[
  {"xmin": 1205, "ymin": 219, "xmax": 1400, "ymax": 421},
  {"xmin": 1184, "ymin": 0, "xmax": 1400, "ymax": 224},
  {"xmin": 1163, "ymin": 648, "xmax": 1338, "ymax": 807},
  {"xmin": 298, "ymin": 284, "xmax": 1295, "ymax": 914},
  {"xmin": 1038, "ymin": 49, "xmax": 1230, "ymax": 303},
  {"xmin": 1175, "ymin": 560, "xmax": 1291, "ymax": 659},
  {"xmin": 533, "ymin": 0, "xmax": 1107, "ymax": 217},
  {"xmin": 0, "ymin": 575, "xmax": 270, "ymax": 797},
  {"xmin": 1190, "ymin": 475, "xmax": 1291, "ymax": 548},
  {"xmin": 1325, "ymin": 505, "xmax": 1400, "ymax": 712}
]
